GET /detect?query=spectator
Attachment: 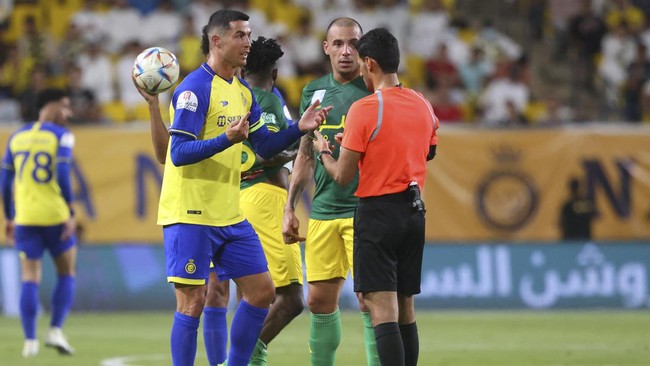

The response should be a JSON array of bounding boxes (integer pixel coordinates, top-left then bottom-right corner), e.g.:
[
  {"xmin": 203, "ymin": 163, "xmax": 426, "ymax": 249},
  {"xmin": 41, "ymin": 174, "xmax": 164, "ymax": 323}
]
[
  {"xmin": 623, "ymin": 42, "xmax": 650, "ymax": 121},
  {"xmin": 141, "ymin": 0, "xmax": 182, "ymax": 52},
  {"xmin": 569, "ymin": 0, "xmax": 607, "ymax": 95},
  {"xmin": 598, "ymin": 21, "xmax": 636, "ymax": 119},
  {"xmin": 70, "ymin": 0, "xmax": 107, "ymax": 44},
  {"xmin": 458, "ymin": 46, "xmax": 494, "ymax": 98},
  {"xmin": 77, "ymin": 40, "xmax": 115, "ymax": 105},
  {"xmin": 18, "ymin": 65, "xmax": 48, "ymax": 122},
  {"xmin": 406, "ymin": 0, "xmax": 450, "ymax": 59},
  {"xmin": 64, "ymin": 64, "xmax": 102, "ymax": 124},
  {"xmin": 478, "ymin": 64, "xmax": 530, "ymax": 126}
]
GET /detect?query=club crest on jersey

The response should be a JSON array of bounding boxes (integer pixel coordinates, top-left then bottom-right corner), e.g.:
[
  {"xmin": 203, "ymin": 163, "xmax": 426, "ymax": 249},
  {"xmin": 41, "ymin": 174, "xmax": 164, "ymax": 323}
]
[
  {"xmin": 176, "ymin": 91, "xmax": 198, "ymax": 112},
  {"xmin": 185, "ymin": 259, "xmax": 197, "ymax": 274},
  {"xmin": 241, "ymin": 92, "xmax": 248, "ymax": 107}
]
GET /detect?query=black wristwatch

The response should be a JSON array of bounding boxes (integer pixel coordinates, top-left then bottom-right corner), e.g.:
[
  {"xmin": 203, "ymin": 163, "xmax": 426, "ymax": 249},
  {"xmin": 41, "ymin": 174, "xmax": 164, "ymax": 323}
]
[{"xmin": 316, "ymin": 150, "xmax": 333, "ymax": 164}]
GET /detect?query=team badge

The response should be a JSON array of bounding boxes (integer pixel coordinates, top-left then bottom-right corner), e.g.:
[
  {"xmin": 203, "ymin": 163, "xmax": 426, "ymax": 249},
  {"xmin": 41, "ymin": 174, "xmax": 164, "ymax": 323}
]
[{"xmin": 184, "ymin": 259, "xmax": 197, "ymax": 274}]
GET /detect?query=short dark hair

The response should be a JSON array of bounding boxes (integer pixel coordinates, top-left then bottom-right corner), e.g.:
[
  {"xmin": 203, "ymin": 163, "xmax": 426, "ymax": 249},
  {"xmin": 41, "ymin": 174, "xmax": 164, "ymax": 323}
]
[
  {"xmin": 36, "ymin": 88, "xmax": 68, "ymax": 111},
  {"xmin": 201, "ymin": 9, "xmax": 250, "ymax": 55},
  {"xmin": 244, "ymin": 36, "xmax": 284, "ymax": 76},
  {"xmin": 356, "ymin": 28, "xmax": 400, "ymax": 73},
  {"xmin": 326, "ymin": 17, "xmax": 363, "ymax": 38}
]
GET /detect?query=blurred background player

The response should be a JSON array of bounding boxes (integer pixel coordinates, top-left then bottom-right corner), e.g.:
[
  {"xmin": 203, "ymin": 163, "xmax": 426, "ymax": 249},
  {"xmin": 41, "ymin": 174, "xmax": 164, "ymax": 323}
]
[
  {"xmin": 1, "ymin": 88, "xmax": 77, "ymax": 357},
  {"xmin": 559, "ymin": 177, "xmax": 596, "ymax": 240},
  {"xmin": 155, "ymin": 9, "xmax": 329, "ymax": 366},
  {"xmin": 314, "ymin": 27, "xmax": 439, "ymax": 366},
  {"xmin": 240, "ymin": 36, "xmax": 304, "ymax": 366},
  {"xmin": 282, "ymin": 17, "xmax": 380, "ymax": 366}
]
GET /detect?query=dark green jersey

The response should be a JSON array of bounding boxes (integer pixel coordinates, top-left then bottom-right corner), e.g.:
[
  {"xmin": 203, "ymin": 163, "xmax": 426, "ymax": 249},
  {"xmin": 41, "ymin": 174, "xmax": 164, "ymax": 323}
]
[
  {"xmin": 241, "ymin": 87, "xmax": 288, "ymax": 189},
  {"xmin": 299, "ymin": 74, "xmax": 370, "ymax": 219}
]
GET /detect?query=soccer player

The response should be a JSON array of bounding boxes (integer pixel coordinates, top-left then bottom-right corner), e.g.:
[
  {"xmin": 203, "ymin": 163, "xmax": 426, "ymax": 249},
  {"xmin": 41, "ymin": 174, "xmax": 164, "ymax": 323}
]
[
  {"xmin": 240, "ymin": 36, "xmax": 304, "ymax": 366},
  {"xmin": 313, "ymin": 28, "xmax": 439, "ymax": 366},
  {"xmin": 282, "ymin": 17, "xmax": 380, "ymax": 366},
  {"xmin": 1, "ymin": 88, "xmax": 77, "ymax": 358},
  {"xmin": 159, "ymin": 9, "xmax": 329, "ymax": 366}
]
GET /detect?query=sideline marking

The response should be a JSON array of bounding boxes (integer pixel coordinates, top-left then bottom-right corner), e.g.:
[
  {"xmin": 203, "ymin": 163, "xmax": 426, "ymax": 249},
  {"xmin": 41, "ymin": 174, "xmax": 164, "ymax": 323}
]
[{"xmin": 100, "ymin": 354, "xmax": 168, "ymax": 366}]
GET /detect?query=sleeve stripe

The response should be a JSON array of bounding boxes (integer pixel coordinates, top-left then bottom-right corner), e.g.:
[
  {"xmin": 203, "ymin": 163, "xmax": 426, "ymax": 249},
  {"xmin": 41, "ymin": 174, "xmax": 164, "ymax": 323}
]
[
  {"xmin": 408, "ymin": 89, "xmax": 439, "ymax": 130},
  {"xmin": 57, "ymin": 157, "xmax": 73, "ymax": 163},
  {"xmin": 369, "ymin": 92, "xmax": 384, "ymax": 142},
  {"xmin": 169, "ymin": 129, "xmax": 198, "ymax": 139},
  {"xmin": 1, "ymin": 163, "xmax": 14, "ymax": 171},
  {"xmin": 249, "ymin": 119, "xmax": 264, "ymax": 133}
]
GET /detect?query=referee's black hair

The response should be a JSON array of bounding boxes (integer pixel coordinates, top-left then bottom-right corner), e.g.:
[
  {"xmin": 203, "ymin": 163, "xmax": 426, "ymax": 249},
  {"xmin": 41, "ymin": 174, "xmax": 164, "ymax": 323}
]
[
  {"xmin": 325, "ymin": 17, "xmax": 363, "ymax": 38},
  {"xmin": 244, "ymin": 36, "xmax": 284, "ymax": 76},
  {"xmin": 356, "ymin": 28, "xmax": 400, "ymax": 73},
  {"xmin": 201, "ymin": 9, "xmax": 250, "ymax": 55},
  {"xmin": 36, "ymin": 88, "xmax": 68, "ymax": 111}
]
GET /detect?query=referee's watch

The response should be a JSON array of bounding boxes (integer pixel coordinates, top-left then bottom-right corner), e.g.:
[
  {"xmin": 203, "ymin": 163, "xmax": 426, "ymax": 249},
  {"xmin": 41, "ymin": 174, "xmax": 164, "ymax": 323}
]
[{"xmin": 316, "ymin": 150, "xmax": 333, "ymax": 164}]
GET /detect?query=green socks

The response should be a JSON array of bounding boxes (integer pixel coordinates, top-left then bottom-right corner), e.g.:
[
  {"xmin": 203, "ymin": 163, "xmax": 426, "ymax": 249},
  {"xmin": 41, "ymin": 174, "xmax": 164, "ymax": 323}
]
[
  {"xmin": 309, "ymin": 308, "xmax": 341, "ymax": 366},
  {"xmin": 361, "ymin": 311, "xmax": 380, "ymax": 366},
  {"xmin": 248, "ymin": 339, "xmax": 268, "ymax": 366}
]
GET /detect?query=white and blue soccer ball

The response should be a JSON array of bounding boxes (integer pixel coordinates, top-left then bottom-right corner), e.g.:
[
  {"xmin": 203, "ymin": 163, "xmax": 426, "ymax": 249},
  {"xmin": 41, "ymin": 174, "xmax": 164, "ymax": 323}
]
[{"xmin": 132, "ymin": 47, "xmax": 180, "ymax": 94}]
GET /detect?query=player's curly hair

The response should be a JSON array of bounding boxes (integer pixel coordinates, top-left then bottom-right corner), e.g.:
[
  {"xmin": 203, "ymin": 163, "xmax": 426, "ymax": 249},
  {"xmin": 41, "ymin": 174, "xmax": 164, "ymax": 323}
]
[{"xmin": 243, "ymin": 36, "xmax": 284, "ymax": 76}]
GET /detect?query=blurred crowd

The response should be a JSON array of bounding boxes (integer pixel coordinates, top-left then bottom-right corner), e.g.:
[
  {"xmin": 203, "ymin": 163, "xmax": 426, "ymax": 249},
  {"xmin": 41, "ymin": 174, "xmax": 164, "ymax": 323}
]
[{"xmin": 0, "ymin": 0, "xmax": 649, "ymax": 126}]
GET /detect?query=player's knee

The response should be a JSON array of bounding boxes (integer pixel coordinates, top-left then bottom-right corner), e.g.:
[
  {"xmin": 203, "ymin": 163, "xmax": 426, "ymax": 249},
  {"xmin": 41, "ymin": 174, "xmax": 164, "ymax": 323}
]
[{"xmin": 307, "ymin": 294, "xmax": 337, "ymax": 314}]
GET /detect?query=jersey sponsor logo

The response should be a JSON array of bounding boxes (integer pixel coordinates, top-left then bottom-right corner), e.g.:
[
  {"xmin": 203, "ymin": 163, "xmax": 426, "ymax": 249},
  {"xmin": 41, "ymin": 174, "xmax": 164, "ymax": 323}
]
[
  {"xmin": 176, "ymin": 91, "xmax": 198, "ymax": 112},
  {"xmin": 240, "ymin": 92, "xmax": 248, "ymax": 107},
  {"xmin": 216, "ymin": 115, "xmax": 244, "ymax": 127},
  {"xmin": 219, "ymin": 100, "xmax": 228, "ymax": 107},
  {"xmin": 187, "ymin": 210, "xmax": 202, "ymax": 215},
  {"xmin": 184, "ymin": 259, "xmax": 197, "ymax": 274}
]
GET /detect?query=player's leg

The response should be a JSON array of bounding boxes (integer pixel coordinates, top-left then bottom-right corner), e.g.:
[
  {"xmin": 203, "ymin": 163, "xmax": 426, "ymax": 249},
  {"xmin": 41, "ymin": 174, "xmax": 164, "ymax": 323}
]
[
  {"xmin": 363, "ymin": 291, "xmax": 402, "ymax": 366},
  {"xmin": 45, "ymin": 223, "xmax": 77, "ymax": 355},
  {"xmin": 397, "ymin": 295, "xmax": 417, "ymax": 366},
  {"xmin": 344, "ymin": 219, "xmax": 379, "ymax": 366},
  {"xmin": 394, "ymin": 208, "xmax": 425, "ymax": 366},
  {"xmin": 14, "ymin": 225, "xmax": 45, "ymax": 357},
  {"xmin": 164, "ymin": 223, "xmax": 212, "ymax": 366},
  {"xmin": 214, "ymin": 220, "xmax": 274, "ymax": 366},
  {"xmin": 203, "ymin": 271, "xmax": 230, "ymax": 365},
  {"xmin": 241, "ymin": 183, "xmax": 305, "ymax": 366},
  {"xmin": 305, "ymin": 219, "xmax": 350, "ymax": 366},
  {"xmin": 355, "ymin": 195, "xmax": 418, "ymax": 366}
]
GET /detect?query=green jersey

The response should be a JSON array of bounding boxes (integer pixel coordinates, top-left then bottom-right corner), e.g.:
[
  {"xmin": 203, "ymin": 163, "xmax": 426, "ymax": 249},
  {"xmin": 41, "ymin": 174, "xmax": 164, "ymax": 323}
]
[
  {"xmin": 299, "ymin": 74, "xmax": 370, "ymax": 219},
  {"xmin": 241, "ymin": 87, "xmax": 288, "ymax": 189}
]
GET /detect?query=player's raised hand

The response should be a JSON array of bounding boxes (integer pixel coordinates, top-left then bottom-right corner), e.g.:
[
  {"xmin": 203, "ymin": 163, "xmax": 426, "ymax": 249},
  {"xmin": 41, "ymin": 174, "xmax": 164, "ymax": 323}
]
[
  {"xmin": 282, "ymin": 209, "xmax": 305, "ymax": 244},
  {"xmin": 132, "ymin": 75, "xmax": 159, "ymax": 106},
  {"xmin": 226, "ymin": 112, "xmax": 250, "ymax": 144},
  {"xmin": 297, "ymin": 99, "xmax": 333, "ymax": 133}
]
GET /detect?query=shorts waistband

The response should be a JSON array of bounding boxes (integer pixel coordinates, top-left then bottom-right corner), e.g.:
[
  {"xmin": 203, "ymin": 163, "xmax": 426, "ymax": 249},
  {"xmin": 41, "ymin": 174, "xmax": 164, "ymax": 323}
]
[{"xmin": 359, "ymin": 189, "xmax": 411, "ymax": 203}]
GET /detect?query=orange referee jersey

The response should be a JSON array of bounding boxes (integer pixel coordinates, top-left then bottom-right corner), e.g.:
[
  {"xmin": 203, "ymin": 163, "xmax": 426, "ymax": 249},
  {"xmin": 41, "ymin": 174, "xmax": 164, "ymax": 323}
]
[{"xmin": 341, "ymin": 86, "xmax": 439, "ymax": 198}]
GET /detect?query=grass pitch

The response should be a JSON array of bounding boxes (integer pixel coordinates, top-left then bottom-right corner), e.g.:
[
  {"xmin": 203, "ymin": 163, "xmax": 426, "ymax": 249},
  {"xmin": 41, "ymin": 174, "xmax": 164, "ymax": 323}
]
[{"xmin": 0, "ymin": 310, "xmax": 649, "ymax": 365}]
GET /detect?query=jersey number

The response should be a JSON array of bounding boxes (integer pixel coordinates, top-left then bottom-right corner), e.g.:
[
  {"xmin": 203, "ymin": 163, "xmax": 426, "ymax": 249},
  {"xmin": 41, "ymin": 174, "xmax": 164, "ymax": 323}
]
[{"xmin": 14, "ymin": 150, "xmax": 53, "ymax": 183}]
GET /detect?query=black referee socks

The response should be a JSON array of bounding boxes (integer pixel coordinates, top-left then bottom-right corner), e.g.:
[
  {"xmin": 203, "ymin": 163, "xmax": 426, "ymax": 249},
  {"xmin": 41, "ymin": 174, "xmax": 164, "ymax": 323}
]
[{"xmin": 374, "ymin": 322, "xmax": 405, "ymax": 366}]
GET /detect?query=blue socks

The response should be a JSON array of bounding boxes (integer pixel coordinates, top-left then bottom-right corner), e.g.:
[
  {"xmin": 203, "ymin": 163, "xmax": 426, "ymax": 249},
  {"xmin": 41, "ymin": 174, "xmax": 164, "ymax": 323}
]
[
  {"xmin": 171, "ymin": 312, "xmax": 200, "ymax": 366},
  {"xmin": 203, "ymin": 306, "xmax": 228, "ymax": 365},
  {"xmin": 20, "ymin": 282, "xmax": 39, "ymax": 340},
  {"xmin": 51, "ymin": 275, "xmax": 75, "ymax": 328},
  {"xmin": 227, "ymin": 300, "xmax": 268, "ymax": 366}
]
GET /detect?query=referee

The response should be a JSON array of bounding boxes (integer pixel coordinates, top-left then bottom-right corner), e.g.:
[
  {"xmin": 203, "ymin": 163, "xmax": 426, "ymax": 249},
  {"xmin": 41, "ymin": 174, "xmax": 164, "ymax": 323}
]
[{"xmin": 314, "ymin": 27, "xmax": 439, "ymax": 366}]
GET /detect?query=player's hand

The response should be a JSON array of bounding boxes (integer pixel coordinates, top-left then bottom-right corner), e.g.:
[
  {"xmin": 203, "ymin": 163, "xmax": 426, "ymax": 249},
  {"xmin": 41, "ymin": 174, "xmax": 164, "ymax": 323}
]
[
  {"xmin": 4, "ymin": 220, "xmax": 14, "ymax": 245},
  {"xmin": 333, "ymin": 132, "xmax": 343, "ymax": 145},
  {"xmin": 297, "ymin": 100, "xmax": 333, "ymax": 133},
  {"xmin": 61, "ymin": 217, "xmax": 76, "ymax": 241},
  {"xmin": 313, "ymin": 131, "xmax": 334, "ymax": 153},
  {"xmin": 132, "ymin": 75, "xmax": 159, "ymax": 106},
  {"xmin": 226, "ymin": 112, "xmax": 250, "ymax": 144},
  {"xmin": 282, "ymin": 208, "xmax": 305, "ymax": 244}
]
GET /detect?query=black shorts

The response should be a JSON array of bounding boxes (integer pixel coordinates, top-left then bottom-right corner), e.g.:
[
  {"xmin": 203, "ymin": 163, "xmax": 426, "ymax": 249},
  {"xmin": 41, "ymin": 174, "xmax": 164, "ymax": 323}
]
[{"xmin": 353, "ymin": 190, "xmax": 425, "ymax": 296}]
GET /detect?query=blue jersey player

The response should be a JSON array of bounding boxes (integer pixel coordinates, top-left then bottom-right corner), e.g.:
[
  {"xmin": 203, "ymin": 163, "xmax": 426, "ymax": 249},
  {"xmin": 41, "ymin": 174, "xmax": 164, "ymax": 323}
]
[
  {"xmin": 158, "ymin": 10, "xmax": 330, "ymax": 366},
  {"xmin": 1, "ymin": 89, "xmax": 77, "ymax": 358}
]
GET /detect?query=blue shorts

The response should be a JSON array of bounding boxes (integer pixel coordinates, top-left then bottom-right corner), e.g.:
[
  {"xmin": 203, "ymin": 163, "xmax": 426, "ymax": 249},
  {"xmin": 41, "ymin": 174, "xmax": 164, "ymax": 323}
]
[
  {"xmin": 15, "ymin": 224, "xmax": 76, "ymax": 260},
  {"xmin": 163, "ymin": 220, "xmax": 268, "ymax": 285}
]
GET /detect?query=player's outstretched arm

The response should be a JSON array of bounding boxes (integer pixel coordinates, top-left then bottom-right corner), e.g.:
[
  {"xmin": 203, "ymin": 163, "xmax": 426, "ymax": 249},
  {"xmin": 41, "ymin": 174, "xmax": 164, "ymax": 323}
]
[
  {"xmin": 282, "ymin": 135, "xmax": 314, "ymax": 244},
  {"xmin": 0, "ymin": 167, "xmax": 15, "ymax": 244},
  {"xmin": 132, "ymin": 76, "xmax": 169, "ymax": 164}
]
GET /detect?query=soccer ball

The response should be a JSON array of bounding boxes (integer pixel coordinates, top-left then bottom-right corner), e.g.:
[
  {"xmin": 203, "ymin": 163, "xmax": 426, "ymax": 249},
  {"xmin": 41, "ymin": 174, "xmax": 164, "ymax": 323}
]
[{"xmin": 132, "ymin": 47, "xmax": 180, "ymax": 94}]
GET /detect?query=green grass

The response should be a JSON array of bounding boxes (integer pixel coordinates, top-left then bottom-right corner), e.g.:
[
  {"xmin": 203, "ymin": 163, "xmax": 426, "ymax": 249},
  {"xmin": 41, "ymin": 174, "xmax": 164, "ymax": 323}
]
[{"xmin": 1, "ymin": 311, "xmax": 649, "ymax": 365}]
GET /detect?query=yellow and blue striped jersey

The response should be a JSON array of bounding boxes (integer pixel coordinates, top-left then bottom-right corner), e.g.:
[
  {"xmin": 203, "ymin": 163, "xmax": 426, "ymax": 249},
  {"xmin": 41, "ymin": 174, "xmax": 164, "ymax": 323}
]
[
  {"xmin": 158, "ymin": 63, "xmax": 264, "ymax": 226},
  {"xmin": 2, "ymin": 122, "xmax": 74, "ymax": 225}
]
